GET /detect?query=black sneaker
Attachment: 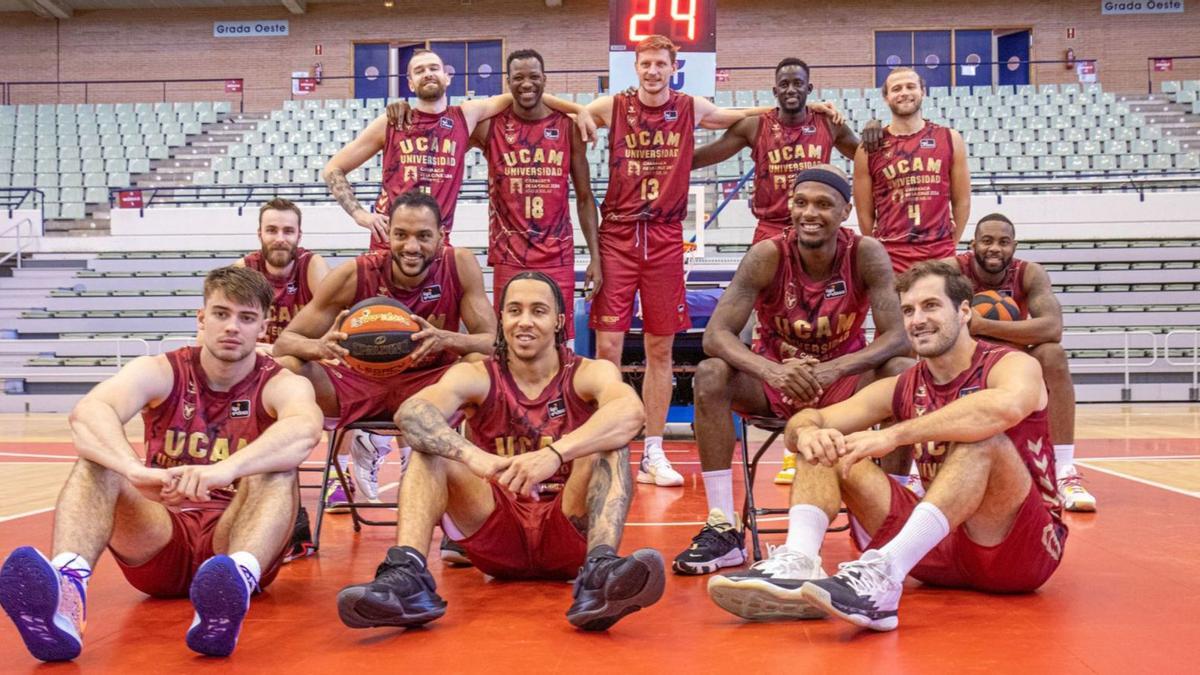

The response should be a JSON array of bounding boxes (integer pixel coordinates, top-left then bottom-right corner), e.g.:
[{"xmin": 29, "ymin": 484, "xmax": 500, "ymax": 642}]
[
  {"xmin": 439, "ymin": 534, "xmax": 473, "ymax": 567},
  {"xmin": 672, "ymin": 509, "xmax": 746, "ymax": 575},
  {"xmin": 566, "ymin": 545, "xmax": 665, "ymax": 631},
  {"xmin": 282, "ymin": 506, "xmax": 315, "ymax": 564},
  {"xmin": 800, "ymin": 550, "xmax": 901, "ymax": 631},
  {"xmin": 336, "ymin": 546, "xmax": 447, "ymax": 629}
]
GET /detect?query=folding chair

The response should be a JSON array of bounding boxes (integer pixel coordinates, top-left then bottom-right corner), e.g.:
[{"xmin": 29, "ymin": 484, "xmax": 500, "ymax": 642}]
[
  {"xmin": 311, "ymin": 420, "xmax": 403, "ymax": 551},
  {"xmin": 738, "ymin": 415, "xmax": 848, "ymax": 562}
]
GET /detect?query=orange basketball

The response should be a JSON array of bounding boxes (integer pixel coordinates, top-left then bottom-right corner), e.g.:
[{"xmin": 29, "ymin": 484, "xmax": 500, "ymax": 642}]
[
  {"xmin": 971, "ymin": 290, "xmax": 1021, "ymax": 321},
  {"xmin": 338, "ymin": 297, "xmax": 422, "ymax": 377}
]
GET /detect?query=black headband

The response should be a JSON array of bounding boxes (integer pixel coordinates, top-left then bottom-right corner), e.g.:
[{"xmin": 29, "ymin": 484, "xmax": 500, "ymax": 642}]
[{"xmin": 792, "ymin": 168, "xmax": 851, "ymax": 202}]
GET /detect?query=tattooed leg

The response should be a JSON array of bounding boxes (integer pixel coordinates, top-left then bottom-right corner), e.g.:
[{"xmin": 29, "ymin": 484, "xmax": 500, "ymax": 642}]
[{"xmin": 559, "ymin": 446, "xmax": 633, "ymax": 551}]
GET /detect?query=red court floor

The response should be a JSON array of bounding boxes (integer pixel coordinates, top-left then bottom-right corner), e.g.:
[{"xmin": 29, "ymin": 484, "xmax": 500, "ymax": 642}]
[{"xmin": 1, "ymin": 433, "xmax": 1197, "ymax": 673}]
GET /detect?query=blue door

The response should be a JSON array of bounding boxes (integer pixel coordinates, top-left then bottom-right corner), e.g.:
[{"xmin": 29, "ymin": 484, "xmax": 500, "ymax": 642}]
[
  {"xmin": 397, "ymin": 44, "xmax": 422, "ymax": 98},
  {"xmin": 467, "ymin": 40, "xmax": 503, "ymax": 96},
  {"xmin": 875, "ymin": 31, "xmax": 913, "ymax": 88},
  {"xmin": 430, "ymin": 41, "xmax": 468, "ymax": 97},
  {"xmin": 954, "ymin": 30, "xmax": 993, "ymax": 88},
  {"xmin": 914, "ymin": 31, "xmax": 952, "ymax": 89},
  {"xmin": 997, "ymin": 30, "xmax": 1031, "ymax": 87},
  {"xmin": 354, "ymin": 43, "xmax": 389, "ymax": 100}
]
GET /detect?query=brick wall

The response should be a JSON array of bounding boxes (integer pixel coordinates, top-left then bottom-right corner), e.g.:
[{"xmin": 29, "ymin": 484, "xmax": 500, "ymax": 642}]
[{"xmin": 1, "ymin": 0, "xmax": 1196, "ymax": 111}]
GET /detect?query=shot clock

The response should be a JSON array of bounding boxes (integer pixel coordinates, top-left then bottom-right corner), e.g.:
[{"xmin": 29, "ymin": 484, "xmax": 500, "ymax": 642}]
[{"xmin": 608, "ymin": 0, "xmax": 717, "ymax": 97}]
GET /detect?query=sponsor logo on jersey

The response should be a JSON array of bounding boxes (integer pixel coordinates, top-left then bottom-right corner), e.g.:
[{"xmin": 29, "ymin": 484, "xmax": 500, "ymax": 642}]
[
  {"xmin": 664, "ymin": 109, "xmax": 678, "ymax": 121},
  {"xmin": 421, "ymin": 284, "xmax": 443, "ymax": 302},
  {"xmin": 503, "ymin": 120, "xmax": 518, "ymax": 144},
  {"xmin": 230, "ymin": 399, "xmax": 251, "ymax": 418},
  {"xmin": 544, "ymin": 127, "xmax": 559, "ymax": 140},
  {"xmin": 824, "ymin": 279, "xmax": 847, "ymax": 299},
  {"xmin": 802, "ymin": 125, "xmax": 817, "ymax": 134},
  {"xmin": 919, "ymin": 137, "xmax": 936, "ymax": 149},
  {"xmin": 548, "ymin": 397, "xmax": 566, "ymax": 418},
  {"xmin": 286, "ymin": 281, "xmax": 298, "ymax": 295},
  {"xmin": 957, "ymin": 385, "xmax": 981, "ymax": 398},
  {"xmin": 439, "ymin": 116, "xmax": 454, "ymax": 129}
]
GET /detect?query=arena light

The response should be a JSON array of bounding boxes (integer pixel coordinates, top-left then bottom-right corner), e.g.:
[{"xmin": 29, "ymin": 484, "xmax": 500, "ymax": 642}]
[{"xmin": 383, "ymin": 0, "xmax": 394, "ymax": 6}]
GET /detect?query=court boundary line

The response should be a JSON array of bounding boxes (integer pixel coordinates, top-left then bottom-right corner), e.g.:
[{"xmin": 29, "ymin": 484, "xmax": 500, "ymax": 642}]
[{"xmin": 1076, "ymin": 460, "xmax": 1200, "ymax": 499}]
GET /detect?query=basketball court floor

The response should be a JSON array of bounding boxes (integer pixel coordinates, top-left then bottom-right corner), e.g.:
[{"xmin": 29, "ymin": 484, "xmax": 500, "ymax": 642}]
[{"xmin": 1, "ymin": 404, "xmax": 1197, "ymax": 672}]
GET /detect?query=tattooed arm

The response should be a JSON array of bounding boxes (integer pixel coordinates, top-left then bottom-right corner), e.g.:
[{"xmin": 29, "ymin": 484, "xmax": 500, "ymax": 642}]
[
  {"xmin": 323, "ymin": 114, "xmax": 389, "ymax": 242},
  {"xmin": 394, "ymin": 362, "xmax": 508, "ymax": 478}
]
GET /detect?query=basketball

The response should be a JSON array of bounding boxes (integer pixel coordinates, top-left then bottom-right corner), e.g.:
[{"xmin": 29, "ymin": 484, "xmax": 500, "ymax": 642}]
[
  {"xmin": 338, "ymin": 297, "xmax": 421, "ymax": 377},
  {"xmin": 971, "ymin": 290, "xmax": 1020, "ymax": 321}
]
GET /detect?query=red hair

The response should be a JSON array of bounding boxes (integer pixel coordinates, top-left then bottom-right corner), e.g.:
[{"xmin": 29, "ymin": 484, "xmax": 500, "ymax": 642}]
[{"xmin": 635, "ymin": 35, "xmax": 678, "ymax": 65}]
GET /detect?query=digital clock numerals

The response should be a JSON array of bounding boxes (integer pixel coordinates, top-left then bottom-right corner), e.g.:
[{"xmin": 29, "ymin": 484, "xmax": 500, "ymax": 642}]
[{"xmin": 628, "ymin": 0, "xmax": 697, "ymax": 42}]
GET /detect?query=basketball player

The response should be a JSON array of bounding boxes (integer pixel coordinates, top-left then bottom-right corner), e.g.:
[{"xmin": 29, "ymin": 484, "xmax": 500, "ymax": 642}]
[
  {"xmin": 337, "ymin": 272, "xmax": 664, "ymax": 631},
  {"xmin": 675, "ymin": 166, "xmax": 911, "ymax": 575},
  {"xmin": 274, "ymin": 191, "xmax": 493, "ymax": 506},
  {"xmin": 323, "ymin": 48, "xmax": 591, "ymax": 250},
  {"xmin": 0, "ymin": 266, "xmax": 323, "ymax": 661},
  {"xmin": 692, "ymin": 58, "xmax": 866, "ymax": 244},
  {"xmin": 582, "ymin": 35, "xmax": 840, "ymax": 487},
  {"xmin": 855, "ymin": 67, "xmax": 971, "ymax": 273},
  {"xmin": 944, "ymin": 213, "xmax": 1095, "ymax": 511},
  {"xmin": 706, "ymin": 261, "xmax": 1068, "ymax": 631}
]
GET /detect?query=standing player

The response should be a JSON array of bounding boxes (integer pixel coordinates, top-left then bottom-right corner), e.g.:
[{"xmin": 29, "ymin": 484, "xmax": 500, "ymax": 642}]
[
  {"xmin": 323, "ymin": 49, "xmax": 591, "ymax": 250},
  {"xmin": 0, "ymin": 266, "xmax": 323, "ymax": 660},
  {"xmin": 582, "ymin": 35, "xmax": 838, "ymax": 486},
  {"xmin": 945, "ymin": 213, "xmax": 1095, "ymax": 511},
  {"xmin": 273, "ymin": 191, "xmax": 496, "ymax": 504},
  {"xmin": 676, "ymin": 166, "xmax": 911, "ymax": 575},
  {"xmin": 855, "ymin": 67, "xmax": 971, "ymax": 273},
  {"xmin": 473, "ymin": 49, "xmax": 600, "ymax": 336},
  {"xmin": 706, "ymin": 262, "xmax": 1068, "ymax": 630},
  {"xmin": 692, "ymin": 58, "xmax": 863, "ymax": 244},
  {"xmin": 337, "ymin": 272, "xmax": 664, "ymax": 631}
]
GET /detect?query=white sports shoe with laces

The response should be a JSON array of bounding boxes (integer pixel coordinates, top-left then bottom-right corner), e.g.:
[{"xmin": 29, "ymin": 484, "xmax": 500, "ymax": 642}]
[
  {"xmin": 706, "ymin": 544, "xmax": 827, "ymax": 620},
  {"xmin": 801, "ymin": 550, "xmax": 902, "ymax": 631},
  {"xmin": 637, "ymin": 451, "xmax": 684, "ymax": 487}
]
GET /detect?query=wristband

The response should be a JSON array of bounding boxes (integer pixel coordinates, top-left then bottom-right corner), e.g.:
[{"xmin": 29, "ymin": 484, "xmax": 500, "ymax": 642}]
[{"xmin": 546, "ymin": 444, "xmax": 565, "ymax": 468}]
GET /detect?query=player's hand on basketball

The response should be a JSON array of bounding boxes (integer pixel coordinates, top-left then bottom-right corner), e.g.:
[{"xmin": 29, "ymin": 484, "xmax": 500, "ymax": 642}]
[
  {"xmin": 838, "ymin": 429, "xmax": 896, "ymax": 479},
  {"xmin": 767, "ymin": 357, "xmax": 823, "ymax": 406},
  {"xmin": 163, "ymin": 463, "xmax": 235, "ymax": 503},
  {"xmin": 861, "ymin": 119, "xmax": 884, "ymax": 153},
  {"xmin": 385, "ymin": 100, "xmax": 413, "ymax": 129},
  {"xmin": 497, "ymin": 449, "xmax": 560, "ymax": 499},
  {"xmin": 409, "ymin": 315, "xmax": 452, "ymax": 364},
  {"xmin": 807, "ymin": 100, "xmax": 845, "ymax": 126},
  {"xmin": 317, "ymin": 310, "xmax": 351, "ymax": 364},
  {"xmin": 791, "ymin": 427, "xmax": 845, "ymax": 467},
  {"xmin": 584, "ymin": 258, "xmax": 603, "ymax": 300},
  {"xmin": 352, "ymin": 209, "xmax": 390, "ymax": 243}
]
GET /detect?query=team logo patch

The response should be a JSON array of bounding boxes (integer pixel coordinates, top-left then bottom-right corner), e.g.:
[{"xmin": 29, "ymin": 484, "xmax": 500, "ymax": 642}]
[
  {"xmin": 183, "ymin": 402, "xmax": 195, "ymax": 420},
  {"xmin": 664, "ymin": 109, "xmax": 678, "ymax": 121},
  {"xmin": 677, "ymin": 303, "xmax": 686, "ymax": 314},
  {"xmin": 544, "ymin": 127, "xmax": 560, "ymax": 140},
  {"xmin": 919, "ymin": 137, "xmax": 936, "ymax": 149},
  {"xmin": 286, "ymin": 281, "xmax": 298, "ymax": 295},
  {"xmin": 824, "ymin": 280, "xmax": 847, "ymax": 299},
  {"xmin": 230, "ymin": 400, "xmax": 251, "ymax": 418},
  {"xmin": 439, "ymin": 117, "xmax": 454, "ymax": 129},
  {"xmin": 957, "ymin": 386, "xmax": 981, "ymax": 399},
  {"xmin": 548, "ymin": 397, "xmax": 567, "ymax": 418},
  {"xmin": 421, "ymin": 285, "xmax": 442, "ymax": 302},
  {"xmin": 801, "ymin": 125, "xmax": 817, "ymax": 134}
]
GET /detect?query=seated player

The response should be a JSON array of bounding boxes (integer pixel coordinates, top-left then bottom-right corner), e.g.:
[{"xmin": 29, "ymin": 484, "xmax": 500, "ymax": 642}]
[
  {"xmin": 675, "ymin": 165, "xmax": 911, "ymax": 575},
  {"xmin": 336, "ymin": 272, "xmax": 665, "ymax": 632},
  {"xmin": 0, "ymin": 266, "xmax": 323, "ymax": 660},
  {"xmin": 944, "ymin": 213, "xmax": 1096, "ymax": 511},
  {"xmin": 273, "ymin": 190, "xmax": 495, "ymax": 506},
  {"xmin": 707, "ymin": 261, "xmax": 1068, "ymax": 631}
]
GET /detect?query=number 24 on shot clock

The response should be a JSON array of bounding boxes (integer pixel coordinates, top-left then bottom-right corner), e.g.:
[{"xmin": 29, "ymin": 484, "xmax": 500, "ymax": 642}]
[{"xmin": 608, "ymin": 0, "xmax": 717, "ymax": 97}]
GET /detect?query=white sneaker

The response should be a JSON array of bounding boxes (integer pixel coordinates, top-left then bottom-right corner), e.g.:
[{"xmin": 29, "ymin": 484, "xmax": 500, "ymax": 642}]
[
  {"xmin": 707, "ymin": 544, "xmax": 827, "ymax": 620},
  {"xmin": 350, "ymin": 431, "xmax": 391, "ymax": 502},
  {"xmin": 637, "ymin": 452, "xmax": 683, "ymax": 487},
  {"xmin": 801, "ymin": 550, "xmax": 902, "ymax": 631},
  {"xmin": 1057, "ymin": 467, "xmax": 1097, "ymax": 512}
]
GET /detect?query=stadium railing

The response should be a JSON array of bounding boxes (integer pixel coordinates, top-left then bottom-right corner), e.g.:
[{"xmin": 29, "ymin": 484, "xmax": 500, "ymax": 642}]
[{"xmin": 1, "ymin": 78, "xmax": 246, "ymax": 112}]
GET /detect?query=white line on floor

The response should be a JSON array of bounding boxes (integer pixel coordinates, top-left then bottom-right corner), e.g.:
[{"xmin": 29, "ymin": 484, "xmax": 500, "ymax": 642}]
[{"xmin": 1076, "ymin": 460, "xmax": 1200, "ymax": 499}]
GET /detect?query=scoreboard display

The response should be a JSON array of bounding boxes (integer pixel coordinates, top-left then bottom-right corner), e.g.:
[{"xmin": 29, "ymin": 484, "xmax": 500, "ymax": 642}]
[{"xmin": 608, "ymin": 0, "xmax": 717, "ymax": 96}]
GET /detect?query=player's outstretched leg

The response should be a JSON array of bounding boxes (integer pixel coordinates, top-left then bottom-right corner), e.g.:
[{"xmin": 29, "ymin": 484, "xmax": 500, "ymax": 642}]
[{"xmin": 0, "ymin": 547, "xmax": 88, "ymax": 662}]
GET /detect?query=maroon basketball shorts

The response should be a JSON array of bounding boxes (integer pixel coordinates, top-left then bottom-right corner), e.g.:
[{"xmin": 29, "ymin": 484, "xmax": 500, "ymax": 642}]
[
  {"xmin": 854, "ymin": 479, "xmax": 1067, "ymax": 593},
  {"xmin": 761, "ymin": 370, "xmax": 862, "ymax": 419},
  {"xmin": 590, "ymin": 220, "xmax": 690, "ymax": 335},
  {"xmin": 319, "ymin": 360, "xmax": 454, "ymax": 425},
  {"xmin": 493, "ymin": 262, "xmax": 576, "ymax": 338},
  {"xmin": 455, "ymin": 483, "xmax": 587, "ymax": 581},
  {"xmin": 882, "ymin": 240, "xmax": 958, "ymax": 274},
  {"xmin": 111, "ymin": 508, "xmax": 286, "ymax": 598},
  {"xmin": 753, "ymin": 219, "xmax": 791, "ymax": 245}
]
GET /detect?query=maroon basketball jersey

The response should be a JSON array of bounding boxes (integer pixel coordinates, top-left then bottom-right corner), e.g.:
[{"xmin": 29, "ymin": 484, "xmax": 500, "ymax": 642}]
[
  {"xmin": 753, "ymin": 227, "xmax": 869, "ymax": 362},
  {"xmin": 141, "ymin": 347, "xmax": 282, "ymax": 510},
  {"xmin": 352, "ymin": 247, "xmax": 464, "ymax": 371},
  {"xmin": 372, "ymin": 106, "xmax": 470, "ymax": 249},
  {"xmin": 891, "ymin": 340, "xmax": 1062, "ymax": 518},
  {"xmin": 467, "ymin": 347, "xmax": 596, "ymax": 493},
  {"xmin": 484, "ymin": 108, "xmax": 575, "ymax": 268},
  {"xmin": 603, "ymin": 91, "xmax": 695, "ymax": 224},
  {"xmin": 243, "ymin": 247, "xmax": 315, "ymax": 344},
  {"xmin": 957, "ymin": 252, "xmax": 1029, "ymax": 319},
  {"xmin": 751, "ymin": 109, "xmax": 836, "ymax": 226},
  {"xmin": 868, "ymin": 122, "xmax": 955, "ymax": 245}
]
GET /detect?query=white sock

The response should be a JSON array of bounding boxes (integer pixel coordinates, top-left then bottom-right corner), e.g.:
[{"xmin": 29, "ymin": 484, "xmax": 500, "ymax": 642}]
[
  {"xmin": 228, "ymin": 551, "xmax": 261, "ymax": 595},
  {"xmin": 783, "ymin": 504, "xmax": 829, "ymax": 559},
  {"xmin": 644, "ymin": 436, "xmax": 665, "ymax": 460},
  {"xmin": 1054, "ymin": 444, "xmax": 1075, "ymax": 478},
  {"xmin": 701, "ymin": 469, "xmax": 735, "ymax": 521},
  {"xmin": 877, "ymin": 502, "xmax": 950, "ymax": 583},
  {"xmin": 51, "ymin": 552, "xmax": 91, "ymax": 588}
]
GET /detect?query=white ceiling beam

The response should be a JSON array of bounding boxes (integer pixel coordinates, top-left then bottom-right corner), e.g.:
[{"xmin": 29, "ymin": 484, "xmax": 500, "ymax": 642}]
[
  {"xmin": 20, "ymin": 0, "xmax": 72, "ymax": 19},
  {"xmin": 282, "ymin": 0, "xmax": 306, "ymax": 14}
]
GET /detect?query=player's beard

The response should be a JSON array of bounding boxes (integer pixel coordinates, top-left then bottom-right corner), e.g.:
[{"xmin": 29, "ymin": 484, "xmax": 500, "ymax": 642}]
[
  {"xmin": 887, "ymin": 97, "xmax": 922, "ymax": 119},
  {"xmin": 779, "ymin": 92, "xmax": 806, "ymax": 115},
  {"xmin": 392, "ymin": 250, "xmax": 435, "ymax": 278},
  {"xmin": 417, "ymin": 79, "xmax": 446, "ymax": 102},
  {"xmin": 262, "ymin": 242, "xmax": 296, "ymax": 270},
  {"xmin": 911, "ymin": 320, "xmax": 959, "ymax": 359},
  {"xmin": 974, "ymin": 250, "xmax": 1011, "ymax": 274}
]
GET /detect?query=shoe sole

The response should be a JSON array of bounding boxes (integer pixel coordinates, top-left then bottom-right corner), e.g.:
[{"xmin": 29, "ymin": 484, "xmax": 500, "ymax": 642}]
[
  {"xmin": 0, "ymin": 548, "xmax": 82, "ymax": 662},
  {"xmin": 636, "ymin": 470, "xmax": 684, "ymax": 487},
  {"xmin": 1063, "ymin": 497, "xmax": 1097, "ymax": 512},
  {"xmin": 186, "ymin": 557, "xmax": 249, "ymax": 657},
  {"xmin": 568, "ymin": 549, "xmax": 666, "ymax": 631},
  {"xmin": 335, "ymin": 587, "xmax": 446, "ymax": 629},
  {"xmin": 671, "ymin": 547, "xmax": 746, "ymax": 575},
  {"xmin": 706, "ymin": 576, "xmax": 827, "ymax": 621},
  {"xmin": 773, "ymin": 472, "xmax": 795, "ymax": 485},
  {"xmin": 800, "ymin": 583, "xmax": 898, "ymax": 632}
]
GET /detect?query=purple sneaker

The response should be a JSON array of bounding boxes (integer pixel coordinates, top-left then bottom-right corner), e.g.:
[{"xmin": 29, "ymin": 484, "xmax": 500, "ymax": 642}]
[
  {"xmin": 0, "ymin": 546, "xmax": 88, "ymax": 662},
  {"xmin": 324, "ymin": 477, "xmax": 355, "ymax": 514},
  {"xmin": 186, "ymin": 555, "xmax": 252, "ymax": 657}
]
